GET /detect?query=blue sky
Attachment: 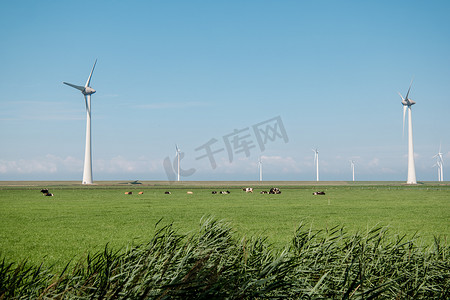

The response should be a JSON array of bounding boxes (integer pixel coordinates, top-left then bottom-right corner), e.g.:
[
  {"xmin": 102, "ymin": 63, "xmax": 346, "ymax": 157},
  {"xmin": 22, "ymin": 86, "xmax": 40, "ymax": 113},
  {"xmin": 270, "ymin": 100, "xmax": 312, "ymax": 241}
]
[{"xmin": 0, "ymin": 0, "xmax": 449, "ymax": 182}]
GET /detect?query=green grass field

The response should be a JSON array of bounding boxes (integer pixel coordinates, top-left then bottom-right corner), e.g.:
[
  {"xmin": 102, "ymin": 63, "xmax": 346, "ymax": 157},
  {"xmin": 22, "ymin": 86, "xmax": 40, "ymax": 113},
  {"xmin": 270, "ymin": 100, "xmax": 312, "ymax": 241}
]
[{"xmin": 1, "ymin": 181, "xmax": 449, "ymax": 269}]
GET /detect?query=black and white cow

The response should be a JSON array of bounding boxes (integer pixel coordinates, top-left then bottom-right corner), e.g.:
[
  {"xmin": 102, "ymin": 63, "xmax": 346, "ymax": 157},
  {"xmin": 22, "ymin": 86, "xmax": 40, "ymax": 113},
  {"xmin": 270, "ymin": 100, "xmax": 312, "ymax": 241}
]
[
  {"xmin": 243, "ymin": 188, "xmax": 253, "ymax": 193},
  {"xmin": 313, "ymin": 191, "xmax": 326, "ymax": 195},
  {"xmin": 40, "ymin": 188, "xmax": 53, "ymax": 196},
  {"xmin": 269, "ymin": 187, "xmax": 281, "ymax": 194}
]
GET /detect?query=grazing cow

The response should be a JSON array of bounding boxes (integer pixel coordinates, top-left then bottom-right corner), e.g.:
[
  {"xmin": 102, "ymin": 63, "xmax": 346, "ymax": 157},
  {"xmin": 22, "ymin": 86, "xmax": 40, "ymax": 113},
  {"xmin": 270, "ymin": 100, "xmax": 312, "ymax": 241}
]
[
  {"xmin": 243, "ymin": 187, "xmax": 253, "ymax": 193},
  {"xmin": 138, "ymin": 191, "xmax": 144, "ymax": 195},
  {"xmin": 269, "ymin": 188, "xmax": 281, "ymax": 194},
  {"xmin": 165, "ymin": 191, "xmax": 171, "ymax": 194},
  {"xmin": 40, "ymin": 188, "xmax": 53, "ymax": 196},
  {"xmin": 260, "ymin": 191, "xmax": 268, "ymax": 194},
  {"xmin": 313, "ymin": 191, "xmax": 326, "ymax": 195},
  {"xmin": 212, "ymin": 191, "xmax": 217, "ymax": 194},
  {"xmin": 187, "ymin": 191, "xmax": 193, "ymax": 194},
  {"xmin": 125, "ymin": 191, "xmax": 133, "ymax": 195},
  {"xmin": 220, "ymin": 191, "xmax": 230, "ymax": 194}
]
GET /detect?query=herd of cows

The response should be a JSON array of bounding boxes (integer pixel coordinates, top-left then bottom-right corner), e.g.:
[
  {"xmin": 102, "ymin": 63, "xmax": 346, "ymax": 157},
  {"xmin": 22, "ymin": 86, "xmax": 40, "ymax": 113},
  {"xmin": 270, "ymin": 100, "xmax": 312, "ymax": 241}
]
[{"xmin": 39, "ymin": 187, "xmax": 326, "ymax": 196}]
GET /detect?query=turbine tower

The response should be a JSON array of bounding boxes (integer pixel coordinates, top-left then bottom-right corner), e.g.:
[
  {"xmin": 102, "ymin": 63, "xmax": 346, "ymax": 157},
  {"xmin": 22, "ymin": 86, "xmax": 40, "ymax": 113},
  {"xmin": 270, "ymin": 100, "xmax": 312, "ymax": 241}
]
[
  {"xmin": 63, "ymin": 60, "xmax": 97, "ymax": 185},
  {"xmin": 313, "ymin": 149, "xmax": 319, "ymax": 181},
  {"xmin": 433, "ymin": 145, "xmax": 444, "ymax": 181},
  {"xmin": 399, "ymin": 81, "xmax": 417, "ymax": 184},
  {"xmin": 432, "ymin": 160, "xmax": 442, "ymax": 182},
  {"xmin": 175, "ymin": 145, "xmax": 181, "ymax": 182},
  {"xmin": 350, "ymin": 160, "xmax": 355, "ymax": 181},
  {"xmin": 258, "ymin": 156, "xmax": 263, "ymax": 182}
]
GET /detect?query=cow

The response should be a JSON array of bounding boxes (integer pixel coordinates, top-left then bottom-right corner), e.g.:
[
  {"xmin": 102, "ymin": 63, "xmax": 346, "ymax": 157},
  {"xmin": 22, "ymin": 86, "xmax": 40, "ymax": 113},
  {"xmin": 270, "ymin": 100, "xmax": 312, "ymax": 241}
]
[
  {"xmin": 243, "ymin": 187, "xmax": 253, "ymax": 193},
  {"xmin": 313, "ymin": 191, "xmax": 326, "ymax": 195},
  {"xmin": 138, "ymin": 191, "xmax": 144, "ymax": 195},
  {"xmin": 220, "ymin": 191, "xmax": 230, "ymax": 194},
  {"xmin": 269, "ymin": 188, "xmax": 281, "ymax": 194},
  {"xmin": 125, "ymin": 191, "xmax": 133, "ymax": 195},
  {"xmin": 260, "ymin": 191, "xmax": 268, "ymax": 194},
  {"xmin": 187, "ymin": 191, "xmax": 193, "ymax": 194},
  {"xmin": 165, "ymin": 191, "xmax": 171, "ymax": 194},
  {"xmin": 40, "ymin": 188, "xmax": 53, "ymax": 196},
  {"xmin": 212, "ymin": 191, "xmax": 217, "ymax": 194}
]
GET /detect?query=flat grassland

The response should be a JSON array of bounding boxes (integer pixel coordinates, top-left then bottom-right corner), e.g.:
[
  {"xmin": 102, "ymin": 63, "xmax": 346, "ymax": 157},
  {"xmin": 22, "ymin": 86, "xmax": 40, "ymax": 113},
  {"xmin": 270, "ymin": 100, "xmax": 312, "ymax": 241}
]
[{"xmin": 0, "ymin": 181, "xmax": 449, "ymax": 269}]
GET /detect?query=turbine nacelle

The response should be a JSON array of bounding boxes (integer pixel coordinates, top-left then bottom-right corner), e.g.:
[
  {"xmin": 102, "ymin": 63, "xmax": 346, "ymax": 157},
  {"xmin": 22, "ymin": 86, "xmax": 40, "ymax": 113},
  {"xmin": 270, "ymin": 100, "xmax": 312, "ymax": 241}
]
[
  {"xmin": 401, "ymin": 99, "xmax": 415, "ymax": 106},
  {"xmin": 83, "ymin": 87, "xmax": 96, "ymax": 95}
]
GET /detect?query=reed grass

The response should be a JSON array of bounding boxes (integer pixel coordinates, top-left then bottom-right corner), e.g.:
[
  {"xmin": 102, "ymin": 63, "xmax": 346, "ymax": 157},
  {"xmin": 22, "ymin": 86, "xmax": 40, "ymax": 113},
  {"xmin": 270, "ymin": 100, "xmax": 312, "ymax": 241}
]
[{"xmin": 1, "ymin": 217, "xmax": 448, "ymax": 299}]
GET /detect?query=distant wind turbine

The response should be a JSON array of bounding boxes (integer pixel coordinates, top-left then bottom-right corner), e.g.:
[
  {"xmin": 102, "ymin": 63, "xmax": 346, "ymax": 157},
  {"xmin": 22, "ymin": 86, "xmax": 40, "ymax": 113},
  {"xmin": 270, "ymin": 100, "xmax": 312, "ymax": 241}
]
[
  {"xmin": 350, "ymin": 160, "xmax": 355, "ymax": 181},
  {"xmin": 176, "ymin": 145, "xmax": 181, "ymax": 182},
  {"xmin": 398, "ymin": 80, "xmax": 417, "ymax": 184},
  {"xmin": 313, "ymin": 149, "xmax": 319, "ymax": 181},
  {"xmin": 432, "ymin": 144, "xmax": 444, "ymax": 181},
  {"xmin": 258, "ymin": 156, "xmax": 263, "ymax": 182},
  {"xmin": 63, "ymin": 60, "xmax": 97, "ymax": 185}
]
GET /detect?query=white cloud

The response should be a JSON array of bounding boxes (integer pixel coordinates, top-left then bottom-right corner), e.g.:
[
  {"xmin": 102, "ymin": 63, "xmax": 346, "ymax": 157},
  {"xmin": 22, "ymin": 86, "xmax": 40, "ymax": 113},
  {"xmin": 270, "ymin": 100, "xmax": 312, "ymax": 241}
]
[
  {"xmin": 95, "ymin": 155, "xmax": 160, "ymax": 173},
  {"xmin": 368, "ymin": 157, "xmax": 380, "ymax": 167},
  {"xmin": 0, "ymin": 155, "xmax": 161, "ymax": 176},
  {"xmin": 0, "ymin": 155, "xmax": 81, "ymax": 174}
]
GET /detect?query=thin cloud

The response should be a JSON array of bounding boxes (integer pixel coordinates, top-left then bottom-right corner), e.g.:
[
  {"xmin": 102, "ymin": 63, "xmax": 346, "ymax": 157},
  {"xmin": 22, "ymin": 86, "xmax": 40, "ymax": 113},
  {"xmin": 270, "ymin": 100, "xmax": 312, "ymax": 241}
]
[{"xmin": 136, "ymin": 101, "xmax": 211, "ymax": 110}]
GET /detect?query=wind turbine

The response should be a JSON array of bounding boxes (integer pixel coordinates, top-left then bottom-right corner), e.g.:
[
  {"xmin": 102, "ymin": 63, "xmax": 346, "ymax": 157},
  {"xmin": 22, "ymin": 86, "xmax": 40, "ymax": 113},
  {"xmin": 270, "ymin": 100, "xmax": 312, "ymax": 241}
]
[
  {"xmin": 313, "ymin": 149, "xmax": 319, "ymax": 181},
  {"xmin": 350, "ymin": 160, "xmax": 355, "ymax": 181},
  {"xmin": 398, "ymin": 80, "xmax": 417, "ymax": 184},
  {"xmin": 432, "ymin": 144, "xmax": 444, "ymax": 181},
  {"xmin": 175, "ymin": 145, "xmax": 181, "ymax": 182},
  {"xmin": 258, "ymin": 156, "xmax": 263, "ymax": 182},
  {"xmin": 63, "ymin": 60, "xmax": 97, "ymax": 184},
  {"xmin": 432, "ymin": 160, "xmax": 442, "ymax": 182}
]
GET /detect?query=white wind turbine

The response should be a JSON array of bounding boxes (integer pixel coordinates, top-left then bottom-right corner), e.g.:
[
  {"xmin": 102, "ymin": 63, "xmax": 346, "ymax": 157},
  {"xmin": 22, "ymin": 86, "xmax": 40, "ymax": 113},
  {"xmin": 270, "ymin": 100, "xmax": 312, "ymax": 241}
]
[
  {"xmin": 432, "ymin": 145, "xmax": 444, "ymax": 181},
  {"xmin": 175, "ymin": 145, "xmax": 181, "ymax": 182},
  {"xmin": 313, "ymin": 149, "xmax": 319, "ymax": 181},
  {"xmin": 350, "ymin": 160, "xmax": 355, "ymax": 181},
  {"xmin": 399, "ymin": 81, "xmax": 417, "ymax": 184},
  {"xmin": 432, "ymin": 160, "xmax": 442, "ymax": 182},
  {"xmin": 258, "ymin": 156, "xmax": 263, "ymax": 182},
  {"xmin": 63, "ymin": 60, "xmax": 97, "ymax": 185}
]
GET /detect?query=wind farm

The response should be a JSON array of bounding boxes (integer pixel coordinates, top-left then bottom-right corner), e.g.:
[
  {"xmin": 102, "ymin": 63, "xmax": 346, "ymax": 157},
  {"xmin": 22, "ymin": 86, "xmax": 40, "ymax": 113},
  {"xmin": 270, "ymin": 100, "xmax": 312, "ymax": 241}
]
[{"xmin": 1, "ymin": 1, "xmax": 449, "ymax": 297}]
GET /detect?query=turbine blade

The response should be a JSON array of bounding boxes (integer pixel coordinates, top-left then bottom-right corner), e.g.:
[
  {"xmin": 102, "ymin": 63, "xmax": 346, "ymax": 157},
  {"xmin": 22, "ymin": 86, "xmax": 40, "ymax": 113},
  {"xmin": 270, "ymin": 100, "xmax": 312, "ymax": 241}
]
[
  {"xmin": 405, "ymin": 79, "xmax": 413, "ymax": 100},
  {"xmin": 398, "ymin": 92, "xmax": 405, "ymax": 101},
  {"xmin": 85, "ymin": 59, "xmax": 97, "ymax": 88},
  {"xmin": 63, "ymin": 82, "xmax": 85, "ymax": 92}
]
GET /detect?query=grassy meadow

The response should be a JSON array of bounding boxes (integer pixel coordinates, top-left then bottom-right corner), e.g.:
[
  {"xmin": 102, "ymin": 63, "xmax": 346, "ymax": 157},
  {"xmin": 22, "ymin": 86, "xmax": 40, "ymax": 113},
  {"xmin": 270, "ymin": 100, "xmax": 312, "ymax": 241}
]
[{"xmin": 0, "ymin": 181, "xmax": 448, "ymax": 269}]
